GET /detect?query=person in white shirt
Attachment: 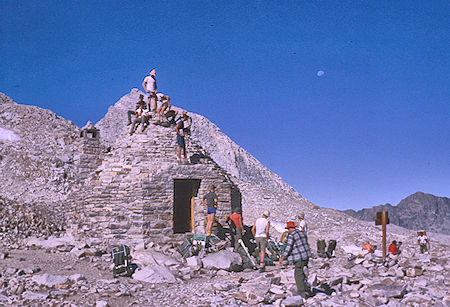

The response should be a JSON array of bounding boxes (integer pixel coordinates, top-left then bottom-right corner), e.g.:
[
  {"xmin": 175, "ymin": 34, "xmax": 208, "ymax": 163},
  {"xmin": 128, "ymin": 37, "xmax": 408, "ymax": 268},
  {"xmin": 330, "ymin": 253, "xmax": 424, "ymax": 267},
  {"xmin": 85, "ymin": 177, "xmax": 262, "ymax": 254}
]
[
  {"xmin": 252, "ymin": 210, "xmax": 270, "ymax": 272},
  {"xmin": 298, "ymin": 212, "xmax": 307, "ymax": 233},
  {"xmin": 142, "ymin": 69, "xmax": 158, "ymax": 114},
  {"xmin": 417, "ymin": 231, "xmax": 430, "ymax": 253}
]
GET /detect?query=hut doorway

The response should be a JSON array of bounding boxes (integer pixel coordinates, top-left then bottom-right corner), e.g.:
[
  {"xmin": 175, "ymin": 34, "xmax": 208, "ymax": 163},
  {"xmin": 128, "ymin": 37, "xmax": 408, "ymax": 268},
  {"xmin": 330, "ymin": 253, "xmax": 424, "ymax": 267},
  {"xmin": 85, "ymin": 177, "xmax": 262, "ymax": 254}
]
[{"xmin": 173, "ymin": 179, "xmax": 201, "ymax": 233}]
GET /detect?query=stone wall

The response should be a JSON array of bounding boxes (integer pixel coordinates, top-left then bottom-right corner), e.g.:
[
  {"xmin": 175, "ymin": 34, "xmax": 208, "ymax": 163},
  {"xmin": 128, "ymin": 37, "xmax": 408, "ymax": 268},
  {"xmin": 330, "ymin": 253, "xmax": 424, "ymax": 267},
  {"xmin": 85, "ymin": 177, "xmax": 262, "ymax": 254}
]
[{"xmin": 69, "ymin": 120, "xmax": 240, "ymax": 246}]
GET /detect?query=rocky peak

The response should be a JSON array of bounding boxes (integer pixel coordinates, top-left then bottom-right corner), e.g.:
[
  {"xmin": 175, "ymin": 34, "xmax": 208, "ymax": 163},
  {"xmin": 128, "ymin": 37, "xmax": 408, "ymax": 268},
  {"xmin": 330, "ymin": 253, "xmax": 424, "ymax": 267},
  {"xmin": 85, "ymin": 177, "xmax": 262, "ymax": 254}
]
[
  {"xmin": 343, "ymin": 192, "xmax": 450, "ymax": 235},
  {"xmin": 0, "ymin": 92, "xmax": 80, "ymax": 204}
]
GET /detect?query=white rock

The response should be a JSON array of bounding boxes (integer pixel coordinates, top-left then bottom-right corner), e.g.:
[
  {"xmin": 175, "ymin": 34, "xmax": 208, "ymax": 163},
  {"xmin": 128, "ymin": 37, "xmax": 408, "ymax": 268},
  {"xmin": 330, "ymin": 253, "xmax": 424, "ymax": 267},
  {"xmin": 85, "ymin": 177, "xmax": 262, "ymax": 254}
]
[
  {"xmin": 69, "ymin": 274, "xmax": 86, "ymax": 282},
  {"xmin": 186, "ymin": 256, "xmax": 202, "ymax": 268},
  {"xmin": 96, "ymin": 300, "xmax": 109, "ymax": 307},
  {"xmin": 282, "ymin": 295, "xmax": 304, "ymax": 306},
  {"xmin": 202, "ymin": 250, "xmax": 242, "ymax": 271},
  {"xmin": 132, "ymin": 265, "xmax": 176, "ymax": 283},
  {"xmin": 133, "ymin": 249, "xmax": 180, "ymax": 267},
  {"xmin": 32, "ymin": 274, "xmax": 69, "ymax": 287},
  {"xmin": 22, "ymin": 291, "xmax": 48, "ymax": 300}
]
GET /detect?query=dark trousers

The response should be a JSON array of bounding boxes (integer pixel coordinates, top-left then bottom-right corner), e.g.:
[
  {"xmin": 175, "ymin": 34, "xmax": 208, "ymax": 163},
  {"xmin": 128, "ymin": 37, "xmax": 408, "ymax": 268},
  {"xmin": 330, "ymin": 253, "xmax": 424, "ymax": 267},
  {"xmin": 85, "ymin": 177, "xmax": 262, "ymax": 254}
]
[
  {"xmin": 127, "ymin": 110, "xmax": 135, "ymax": 124},
  {"xmin": 294, "ymin": 259, "xmax": 309, "ymax": 293}
]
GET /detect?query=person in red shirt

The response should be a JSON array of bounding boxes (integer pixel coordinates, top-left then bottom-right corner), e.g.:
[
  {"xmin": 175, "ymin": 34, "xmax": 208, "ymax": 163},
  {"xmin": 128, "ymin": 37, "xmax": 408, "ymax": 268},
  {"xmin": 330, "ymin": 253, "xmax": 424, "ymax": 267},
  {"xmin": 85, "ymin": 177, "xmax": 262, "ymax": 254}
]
[
  {"xmin": 388, "ymin": 240, "xmax": 399, "ymax": 255},
  {"xmin": 226, "ymin": 209, "xmax": 244, "ymax": 251},
  {"xmin": 362, "ymin": 241, "xmax": 374, "ymax": 253}
]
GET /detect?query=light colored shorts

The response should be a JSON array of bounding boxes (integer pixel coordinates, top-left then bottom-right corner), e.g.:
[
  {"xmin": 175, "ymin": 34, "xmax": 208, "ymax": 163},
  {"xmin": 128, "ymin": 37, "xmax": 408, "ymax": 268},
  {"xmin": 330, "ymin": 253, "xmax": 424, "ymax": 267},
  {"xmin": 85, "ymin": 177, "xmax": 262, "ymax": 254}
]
[{"xmin": 255, "ymin": 237, "xmax": 268, "ymax": 252}]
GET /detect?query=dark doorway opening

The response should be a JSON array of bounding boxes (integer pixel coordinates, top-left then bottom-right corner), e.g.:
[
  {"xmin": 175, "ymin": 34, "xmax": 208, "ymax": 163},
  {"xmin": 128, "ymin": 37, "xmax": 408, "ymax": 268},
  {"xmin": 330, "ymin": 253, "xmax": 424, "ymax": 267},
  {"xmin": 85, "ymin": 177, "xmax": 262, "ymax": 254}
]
[{"xmin": 173, "ymin": 179, "xmax": 201, "ymax": 234}]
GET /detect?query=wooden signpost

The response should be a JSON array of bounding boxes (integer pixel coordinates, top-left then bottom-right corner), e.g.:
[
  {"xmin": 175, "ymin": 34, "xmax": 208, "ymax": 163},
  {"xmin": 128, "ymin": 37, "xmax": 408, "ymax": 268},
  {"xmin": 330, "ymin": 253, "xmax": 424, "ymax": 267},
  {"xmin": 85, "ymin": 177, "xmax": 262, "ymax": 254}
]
[{"xmin": 375, "ymin": 210, "xmax": 389, "ymax": 259}]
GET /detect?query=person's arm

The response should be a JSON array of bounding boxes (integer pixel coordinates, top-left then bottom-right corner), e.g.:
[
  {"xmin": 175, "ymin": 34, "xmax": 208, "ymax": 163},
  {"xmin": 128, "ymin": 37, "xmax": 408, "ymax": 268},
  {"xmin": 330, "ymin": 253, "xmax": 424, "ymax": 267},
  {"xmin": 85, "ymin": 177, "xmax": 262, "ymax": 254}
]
[
  {"xmin": 201, "ymin": 195, "xmax": 207, "ymax": 207},
  {"xmin": 252, "ymin": 224, "xmax": 256, "ymax": 237},
  {"xmin": 175, "ymin": 124, "xmax": 182, "ymax": 136},
  {"xmin": 279, "ymin": 231, "xmax": 294, "ymax": 264},
  {"xmin": 265, "ymin": 221, "xmax": 270, "ymax": 239},
  {"xmin": 300, "ymin": 221, "xmax": 305, "ymax": 232},
  {"xmin": 167, "ymin": 97, "xmax": 171, "ymax": 108},
  {"xmin": 238, "ymin": 216, "xmax": 244, "ymax": 234},
  {"xmin": 142, "ymin": 80, "xmax": 148, "ymax": 93}
]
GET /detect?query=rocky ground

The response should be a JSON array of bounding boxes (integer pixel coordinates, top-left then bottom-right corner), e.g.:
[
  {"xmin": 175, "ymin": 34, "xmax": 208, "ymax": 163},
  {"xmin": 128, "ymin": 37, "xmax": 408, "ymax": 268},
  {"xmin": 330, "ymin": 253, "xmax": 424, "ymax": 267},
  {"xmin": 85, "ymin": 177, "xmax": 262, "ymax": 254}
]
[{"xmin": 1, "ymin": 227, "xmax": 449, "ymax": 307}]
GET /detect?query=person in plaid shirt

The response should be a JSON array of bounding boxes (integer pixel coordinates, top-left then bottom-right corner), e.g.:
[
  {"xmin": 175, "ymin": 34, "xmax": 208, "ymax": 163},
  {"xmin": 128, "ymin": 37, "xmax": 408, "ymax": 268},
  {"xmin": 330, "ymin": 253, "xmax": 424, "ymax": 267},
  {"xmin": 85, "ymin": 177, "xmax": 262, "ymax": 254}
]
[{"xmin": 279, "ymin": 221, "xmax": 312, "ymax": 298}]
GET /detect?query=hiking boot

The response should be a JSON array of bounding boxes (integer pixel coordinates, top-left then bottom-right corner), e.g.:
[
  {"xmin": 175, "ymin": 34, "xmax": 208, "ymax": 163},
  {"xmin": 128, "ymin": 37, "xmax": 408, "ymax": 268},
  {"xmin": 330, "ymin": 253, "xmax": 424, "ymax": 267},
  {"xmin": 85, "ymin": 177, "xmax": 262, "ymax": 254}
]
[{"xmin": 259, "ymin": 264, "xmax": 265, "ymax": 272}]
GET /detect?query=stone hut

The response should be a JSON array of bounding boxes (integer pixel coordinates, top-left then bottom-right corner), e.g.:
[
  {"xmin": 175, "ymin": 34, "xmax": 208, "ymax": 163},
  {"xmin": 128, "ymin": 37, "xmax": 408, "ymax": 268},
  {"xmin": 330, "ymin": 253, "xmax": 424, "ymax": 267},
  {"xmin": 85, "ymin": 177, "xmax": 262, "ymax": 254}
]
[{"xmin": 70, "ymin": 119, "xmax": 241, "ymax": 246}]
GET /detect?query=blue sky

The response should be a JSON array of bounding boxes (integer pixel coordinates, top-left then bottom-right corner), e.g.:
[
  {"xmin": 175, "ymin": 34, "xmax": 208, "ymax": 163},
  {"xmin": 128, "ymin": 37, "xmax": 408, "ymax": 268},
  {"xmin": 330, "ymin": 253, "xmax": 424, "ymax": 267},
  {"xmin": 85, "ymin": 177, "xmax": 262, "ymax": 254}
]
[{"xmin": 1, "ymin": 1, "xmax": 449, "ymax": 210}]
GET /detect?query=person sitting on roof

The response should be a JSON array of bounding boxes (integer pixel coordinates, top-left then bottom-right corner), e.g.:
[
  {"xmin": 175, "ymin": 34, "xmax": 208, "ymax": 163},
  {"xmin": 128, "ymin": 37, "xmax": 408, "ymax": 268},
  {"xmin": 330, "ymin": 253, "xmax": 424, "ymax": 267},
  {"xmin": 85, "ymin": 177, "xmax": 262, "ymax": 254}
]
[
  {"xmin": 127, "ymin": 94, "xmax": 147, "ymax": 126},
  {"xmin": 130, "ymin": 104, "xmax": 149, "ymax": 135},
  {"xmin": 156, "ymin": 93, "xmax": 172, "ymax": 119}
]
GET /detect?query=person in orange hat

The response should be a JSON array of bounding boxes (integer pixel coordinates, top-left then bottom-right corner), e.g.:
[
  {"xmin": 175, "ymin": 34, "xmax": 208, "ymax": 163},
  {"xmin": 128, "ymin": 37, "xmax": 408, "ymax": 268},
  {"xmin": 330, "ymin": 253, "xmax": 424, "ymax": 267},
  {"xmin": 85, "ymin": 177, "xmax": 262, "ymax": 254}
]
[
  {"xmin": 142, "ymin": 69, "xmax": 158, "ymax": 115},
  {"xmin": 279, "ymin": 221, "xmax": 312, "ymax": 298}
]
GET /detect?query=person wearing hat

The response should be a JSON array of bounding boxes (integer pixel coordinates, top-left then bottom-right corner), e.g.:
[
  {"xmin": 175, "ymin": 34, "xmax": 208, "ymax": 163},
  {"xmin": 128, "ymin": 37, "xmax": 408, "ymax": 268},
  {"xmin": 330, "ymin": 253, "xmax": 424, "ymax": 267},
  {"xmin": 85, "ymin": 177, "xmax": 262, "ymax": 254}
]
[
  {"xmin": 155, "ymin": 93, "xmax": 174, "ymax": 120},
  {"xmin": 298, "ymin": 212, "xmax": 307, "ymax": 233},
  {"xmin": 201, "ymin": 185, "xmax": 218, "ymax": 236},
  {"xmin": 279, "ymin": 221, "xmax": 312, "ymax": 298},
  {"xmin": 181, "ymin": 110, "xmax": 192, "ymax": 136},
  {"xmin": 252, "ymin": 210, "xmax": 270, "ymax": 272},
  {"xmin": 417, "ymin": 231, "xmax": 430, "ymax": 253},
  {"xmin": 142, "ymin": 69, "xmax": 158, "ymax": 114},
  {"xmin": 127, "ymin": 94, "xmax": 148, "ymax": 126}
]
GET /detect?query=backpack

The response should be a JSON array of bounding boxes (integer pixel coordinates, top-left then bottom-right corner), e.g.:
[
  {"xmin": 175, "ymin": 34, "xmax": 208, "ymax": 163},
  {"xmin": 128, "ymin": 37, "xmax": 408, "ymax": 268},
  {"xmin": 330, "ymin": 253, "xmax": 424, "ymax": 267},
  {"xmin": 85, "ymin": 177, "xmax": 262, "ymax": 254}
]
[
  {"xmin": 317, "ymin": 239, "xmax": 327, "ymax": 257},
  {"xmin": 326, "ymin": 240, "xmax": 337, "ymax": 258},
  {"xmin": 111, "ymin": 245, "xmax": 135, "ymax": 277}
]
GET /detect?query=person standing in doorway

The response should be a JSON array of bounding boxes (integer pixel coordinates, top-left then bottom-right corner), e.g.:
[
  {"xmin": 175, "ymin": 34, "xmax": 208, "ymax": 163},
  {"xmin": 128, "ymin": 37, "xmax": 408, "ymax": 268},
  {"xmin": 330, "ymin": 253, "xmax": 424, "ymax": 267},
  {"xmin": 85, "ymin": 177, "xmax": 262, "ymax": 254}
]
[
  {"xmin": 279, "ymin": 221, "xmax": 312, "ymax": 299},
  {"xmin": 142, "ymin": 69, "xmax": 158, "ymax": 114},
  {"xmin": 252, "ymin": 210, "xmax": 270, "ymax": 272},
  {"xmin": 201, "ymin": 185, "xmax": 218, "ymax": 236}
]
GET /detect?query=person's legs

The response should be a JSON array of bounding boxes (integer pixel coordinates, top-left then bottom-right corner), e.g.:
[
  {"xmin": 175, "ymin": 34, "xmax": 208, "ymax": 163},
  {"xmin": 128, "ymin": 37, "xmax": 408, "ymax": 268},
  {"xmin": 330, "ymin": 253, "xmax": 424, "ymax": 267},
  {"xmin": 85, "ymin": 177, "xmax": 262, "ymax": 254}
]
[
  {"xmin": 294, "ymin": 260, "xmax": 307, "ymax": 294},
  {"xmin": 182, "ymin": 142, "xmax": 187, "ymax": 159},
  {"xmin": 177, "ymin": 146, "xmax": 182, "ymax": 160},
  {"xmin": 235, "ymin": 227, "xmax": 242, "ymax": 251},
  {"xmin": 420, "ymin": 245, "xmax": 425, "ymax": 253},
  {"xmin": 127, "ymin": 110, "xmax": 135, "ymax": 125},
  {"xmin": 160, "ymin": 105, "xmax": 167, "ymax": 118},
  {"xmin": 140, "ymin": 116, "xmax": 148, "ymax": 132},
  {"xmin": 177, "ymin": 135, "xmax": 184, "ymax": 160},
  {"xmin": 130, "ymin": 118, "xmax": 140, "ymax": 135},
  {"xmin": 152, "ymin": 93, "xmax": 157, "ymax": 115},
  {"xmin": 206, "ymin": 213, "xmax": 215, "ymax": 235}
]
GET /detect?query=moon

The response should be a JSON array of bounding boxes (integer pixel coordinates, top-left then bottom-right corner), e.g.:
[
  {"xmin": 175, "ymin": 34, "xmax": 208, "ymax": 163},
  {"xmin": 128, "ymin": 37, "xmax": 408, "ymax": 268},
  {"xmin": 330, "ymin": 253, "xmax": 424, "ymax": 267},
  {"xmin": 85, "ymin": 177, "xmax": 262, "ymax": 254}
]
[{"xmin": 317, "ymin": 70, "xmax": 325, "ymax": 77}]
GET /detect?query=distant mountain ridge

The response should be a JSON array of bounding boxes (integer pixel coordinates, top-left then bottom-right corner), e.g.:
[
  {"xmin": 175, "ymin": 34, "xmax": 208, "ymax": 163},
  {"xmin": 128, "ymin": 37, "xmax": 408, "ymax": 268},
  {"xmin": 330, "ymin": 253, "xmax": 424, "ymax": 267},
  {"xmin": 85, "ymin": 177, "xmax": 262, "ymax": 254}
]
[{"xmin": 343, "ymin": 192, "xmax": 450, "ymax": 235}]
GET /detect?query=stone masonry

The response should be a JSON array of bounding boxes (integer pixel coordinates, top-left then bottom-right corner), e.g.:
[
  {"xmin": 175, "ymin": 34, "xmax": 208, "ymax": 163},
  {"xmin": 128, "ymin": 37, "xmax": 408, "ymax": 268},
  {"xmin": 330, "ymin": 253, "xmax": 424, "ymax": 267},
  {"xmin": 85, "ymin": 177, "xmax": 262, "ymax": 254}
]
[{"xmin": 70, "ymin": 117, "xmax": 241, "ymax": 246}]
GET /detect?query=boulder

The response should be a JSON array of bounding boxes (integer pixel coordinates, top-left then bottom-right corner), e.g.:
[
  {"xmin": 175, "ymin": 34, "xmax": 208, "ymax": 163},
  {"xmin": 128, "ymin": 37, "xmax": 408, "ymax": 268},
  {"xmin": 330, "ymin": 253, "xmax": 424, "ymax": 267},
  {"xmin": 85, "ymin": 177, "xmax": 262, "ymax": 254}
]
[
  {"xmin": 367, "ymin": 283, "xmax": 407, "ymax": 298},
  {"xmin": 22, "ymin": 291, "xmax": 49, "ymax": 301},
  {"xmin": 282, "ymin": 295, "xmax": 304, "ymax": 306},
  {"xmin": 186, "ymin": 256, "xmax": 202, "ymax": 268},
  {"xmin": 133, "ymin": 249, "xmax": 180, "ymax": 267},
  {"xmin": 32, "ymin": 274, "xmax": 69, "ymax": 287},
  {"xmin": 132, "ymin": 265, "xmax": 176, "ymax": 283},
  {"xmin": 202, "ymin": 250, "xmax": 242, "ymax": 271}
]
